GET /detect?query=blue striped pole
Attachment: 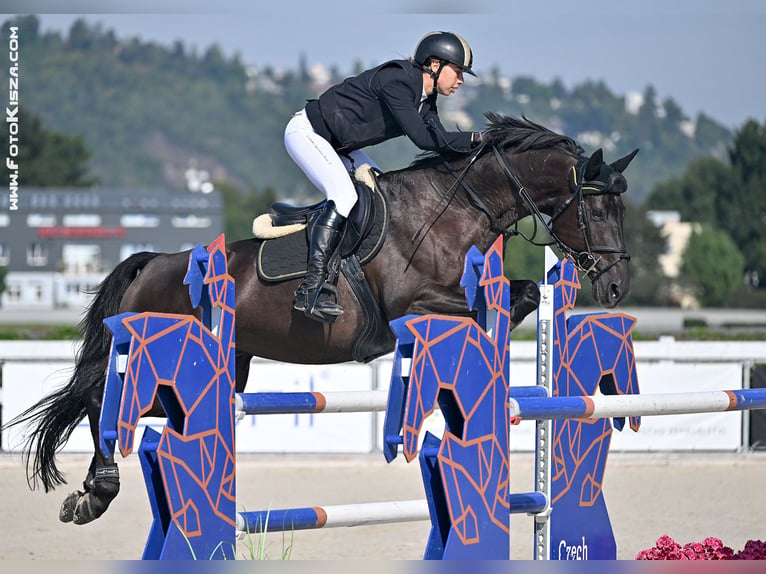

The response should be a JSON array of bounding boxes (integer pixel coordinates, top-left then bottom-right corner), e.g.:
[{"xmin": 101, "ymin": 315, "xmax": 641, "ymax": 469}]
[
  {"xmin": 236, "ymin": 390, "xmax": 389, "ymax": 417},
  {"xmin": 237, "ymin": 500, "xmax": 429, "ymax": 533},
  {"xmin": 236, "ymin": 490, "xmax": 549, "ymax": 535},
  {"xmin": 508, "ymin": 491, "xmax": 548, "ymax": 515},
  {"xmin": 509, "ymin": 385, "xmax": 549, "ymax": 399},
  {"xmin": 509, "ymin": 388, "xmax": 766, "ymax": 421}
]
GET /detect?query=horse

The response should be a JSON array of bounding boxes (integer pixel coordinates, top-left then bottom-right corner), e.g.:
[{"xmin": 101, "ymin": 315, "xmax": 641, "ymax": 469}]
[{"xmin": 6, "ymin": 113, "xmax": 638, "ymax": 526}]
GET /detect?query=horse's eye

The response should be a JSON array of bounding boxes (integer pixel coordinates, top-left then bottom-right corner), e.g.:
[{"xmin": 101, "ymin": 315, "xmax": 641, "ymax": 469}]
[{"xmin": 591, "ymin": 208, "xmax": 605, "ymax": 221}]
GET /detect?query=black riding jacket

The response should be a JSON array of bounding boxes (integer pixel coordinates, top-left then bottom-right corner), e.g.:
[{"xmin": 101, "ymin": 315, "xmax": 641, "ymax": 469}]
[{"xmin": 305, "ymin": 59, "xmax": 473, "ymax": 154}]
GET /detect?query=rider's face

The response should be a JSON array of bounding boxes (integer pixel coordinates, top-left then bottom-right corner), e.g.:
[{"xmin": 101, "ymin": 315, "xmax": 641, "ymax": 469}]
[{"xmin": 434, "ymin": 62, "xmax": 465, "ymax": 97}]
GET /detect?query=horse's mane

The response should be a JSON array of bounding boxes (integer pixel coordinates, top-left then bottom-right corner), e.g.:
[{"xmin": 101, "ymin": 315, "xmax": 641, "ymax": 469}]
[
  {"xmin": 409, "ymin": 112, "xmax": 584, "ymax": 168},
  {"xmin": 482, "ymin": 112, "xmax": 583, "ymax": 155}
]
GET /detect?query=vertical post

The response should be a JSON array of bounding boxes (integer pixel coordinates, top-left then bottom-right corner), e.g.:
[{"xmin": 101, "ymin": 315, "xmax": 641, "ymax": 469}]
[
  {"xmin": 533, "ymin": 247, "xmax": 556, "ymax": 559},
  {"xmin": 742, "ymin": 360, "xmax": 753, "ymax": 452}
]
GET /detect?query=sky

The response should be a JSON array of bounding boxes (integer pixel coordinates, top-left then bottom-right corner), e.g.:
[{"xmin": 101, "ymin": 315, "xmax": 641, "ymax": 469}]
[{"xmin": 6, "ymin": 0, "xmax": 766, "ymax": 129}]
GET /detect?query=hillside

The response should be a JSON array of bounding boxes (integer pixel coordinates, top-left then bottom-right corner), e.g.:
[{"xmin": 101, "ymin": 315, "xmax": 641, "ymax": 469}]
[{"xmin": 5, "ymin": 16, "xmax": 733, "ymax": 204}]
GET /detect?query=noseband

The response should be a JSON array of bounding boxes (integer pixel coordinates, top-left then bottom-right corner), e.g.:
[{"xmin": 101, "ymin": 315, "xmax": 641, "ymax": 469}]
[
  {"xmin": 554, "ymin": 157, "xmax": 631, "ymax": 280},
  {"xmin": 443, "ymin": 143, "xmax": 629, "ymax": 282}
]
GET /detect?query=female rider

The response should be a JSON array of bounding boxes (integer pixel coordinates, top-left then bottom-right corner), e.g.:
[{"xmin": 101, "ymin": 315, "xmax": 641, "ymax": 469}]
[{"xmin": 285, "ymin": 31, "xmax": 483, "ymax": 322}]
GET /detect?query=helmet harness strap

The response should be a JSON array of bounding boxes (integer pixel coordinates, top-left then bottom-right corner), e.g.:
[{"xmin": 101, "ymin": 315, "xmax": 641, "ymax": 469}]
[{"xmin": 427, "ymin": 61, "xmax": 445, "ymax": 98}]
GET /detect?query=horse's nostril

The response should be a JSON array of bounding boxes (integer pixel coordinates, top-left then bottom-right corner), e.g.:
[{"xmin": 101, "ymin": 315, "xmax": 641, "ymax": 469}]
[{"xmin": 610, "ymin": 283, "xmax": 621, "ymax": 301}]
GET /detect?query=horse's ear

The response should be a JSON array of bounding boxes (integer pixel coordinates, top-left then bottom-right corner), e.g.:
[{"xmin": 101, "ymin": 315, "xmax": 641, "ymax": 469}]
[
  {"xmin": 585, "ymin": 148, "xmax": 604, "ymax": 180},
  {"xmin": 610, "ymin": 148, "xmax": 639, "ymax": 173}
]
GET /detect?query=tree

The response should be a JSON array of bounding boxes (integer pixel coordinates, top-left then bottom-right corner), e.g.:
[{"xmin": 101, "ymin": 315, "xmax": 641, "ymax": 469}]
[
  {"xmin": 724, "ymin": 120, "xmax": 766, "ymax": 279},
  {"xmin": 2, "ymin": 14, "xmax": 38, "ymax": 42},
  {"xmin": 646, "ymin": 119, "xmax": 766, "ymax": 290},
  {"xmin": 503, "ymin": 219, "xmax": 549, "ymax": 283},
  {"xmin": 635, "ymin": 85, "xmax": 661, "ymax": 143},
  {"xmin": 0, "ymin": 266, "xmax": 7, "ymax": 304},
  {"xmin": 695, "ymin": 113, "xmax": 731, "ymax": 151},
  {"xmin": 647, "ymin": 157, "xmax": 733, "ymax": 225},
  {"xmin": 217, "ymin": 181, "xmax": 279, "ymax": 241},
  {"xmin": 680, "ymin": 226, "xmax": 744, "ymax": 307},
  {"xmin": 0, "ymin": 108, "xmax": 96, "ymax": 186},
  {"xmin": 661, "ymin": 97, "xmax": 685, "ymax": 126},
  {"xmin": 620, "ymin": 202, "xmax": 672, "ymax": 305}
]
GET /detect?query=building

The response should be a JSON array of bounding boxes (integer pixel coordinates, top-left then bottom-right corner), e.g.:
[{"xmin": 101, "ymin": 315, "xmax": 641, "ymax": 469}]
[
  {"xmin": 0, "ymin": 187, "xmax": 223, "ymax": 309},
  {"xmin": 647, "ymin": 210, "xmax": 701, "ymax": 308}
]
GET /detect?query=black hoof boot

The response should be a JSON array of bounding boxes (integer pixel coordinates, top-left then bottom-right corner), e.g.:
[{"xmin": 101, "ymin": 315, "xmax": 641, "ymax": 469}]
[{"xmin": 60, "ymin": 464, "xmax": 120, "ymax": 525}]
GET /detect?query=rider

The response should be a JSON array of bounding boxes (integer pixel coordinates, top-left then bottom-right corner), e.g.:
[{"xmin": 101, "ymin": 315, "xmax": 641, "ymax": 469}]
[{"xmin": 285, "ymin": 31, "xmax": 484, "ymax": 322}]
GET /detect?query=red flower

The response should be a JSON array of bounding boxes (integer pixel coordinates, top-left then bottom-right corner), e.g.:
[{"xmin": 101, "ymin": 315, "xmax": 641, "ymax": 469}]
[{"xmin": 636, "ymin": 535, "xmax": 747, "ymax": 560}]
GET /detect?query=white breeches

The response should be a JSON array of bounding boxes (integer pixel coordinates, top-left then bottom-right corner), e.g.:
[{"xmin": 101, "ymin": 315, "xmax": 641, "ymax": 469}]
[{"xmin": 284, "ymin": 109, "xmax": 379, "ymax": 217}]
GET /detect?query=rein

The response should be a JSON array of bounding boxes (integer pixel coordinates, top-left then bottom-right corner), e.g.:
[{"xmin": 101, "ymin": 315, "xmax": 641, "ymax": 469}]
[
  {"xmin": 438, "ymin": 142, "xmax": 513, "ymax": 246},
  {"xmin": 405, "ymin": 143, "xmax": 496, "ymax": 272},
  {"xmin": 432, "ymin": 143, "xmax": 629, "ymax": 281}
]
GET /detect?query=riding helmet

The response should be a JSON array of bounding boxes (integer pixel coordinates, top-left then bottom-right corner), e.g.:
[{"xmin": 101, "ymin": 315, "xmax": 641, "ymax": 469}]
[{"xmin": 414, "ymin": 31, "xmax": 475, "ymax": 76}]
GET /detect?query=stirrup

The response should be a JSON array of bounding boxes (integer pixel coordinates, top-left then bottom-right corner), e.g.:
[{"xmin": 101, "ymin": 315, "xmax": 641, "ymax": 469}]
[
  {"xmin": 307, "ymin": 282, "xmax": 344, "ymax": 323},
  {"xmin": 293, "ymin": 286, "xmax": 311, "ymax": 313}
]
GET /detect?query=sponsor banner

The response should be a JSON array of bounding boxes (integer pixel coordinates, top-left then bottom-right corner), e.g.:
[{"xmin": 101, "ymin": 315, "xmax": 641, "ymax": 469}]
[
  {"xmin": 236, "ymin": 362, "xmax": 375, "ymax": 453},
  {"xmin": 610, "ymin": 362, "xmax": 743, "ymax": 451}
]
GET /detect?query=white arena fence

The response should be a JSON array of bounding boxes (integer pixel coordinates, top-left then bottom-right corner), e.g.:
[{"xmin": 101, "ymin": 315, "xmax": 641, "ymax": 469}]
[{"xmin": 2, "ymin": 339, "xmax": 765, "ymax": 454}]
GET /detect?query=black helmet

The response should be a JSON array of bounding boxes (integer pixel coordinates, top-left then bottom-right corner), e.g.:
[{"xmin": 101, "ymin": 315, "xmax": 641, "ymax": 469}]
[{"xmin": 414, "ymin": 31, "xmax": 475, "ymax": 76}]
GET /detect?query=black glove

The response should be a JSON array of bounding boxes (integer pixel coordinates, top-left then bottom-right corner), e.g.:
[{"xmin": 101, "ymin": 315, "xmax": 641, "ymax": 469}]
[{"xmin": 471, "ymin": 131, "xmax": 484, "ymax": 147}]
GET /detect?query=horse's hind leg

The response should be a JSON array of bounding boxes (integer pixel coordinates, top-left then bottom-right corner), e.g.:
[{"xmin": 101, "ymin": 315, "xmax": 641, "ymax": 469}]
[
  {"xmin": 59, "ymin": 385, "xmax": 120, "ymax": 525},
  {"xmin": 59, "ymin": 350, "xmax": 253, "ymax": 525}
]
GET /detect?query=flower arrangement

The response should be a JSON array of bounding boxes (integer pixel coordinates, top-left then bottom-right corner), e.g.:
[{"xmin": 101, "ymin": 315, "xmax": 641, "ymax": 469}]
[{"xmin": 636, "ymin": 535, "xmax": 766, "ymax": 560}]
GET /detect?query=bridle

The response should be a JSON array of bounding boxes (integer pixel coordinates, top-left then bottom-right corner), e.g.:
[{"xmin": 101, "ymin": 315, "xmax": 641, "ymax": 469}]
[{"xmin": 440, "ymin": 142, "xmax": 630, "ymax": 282}]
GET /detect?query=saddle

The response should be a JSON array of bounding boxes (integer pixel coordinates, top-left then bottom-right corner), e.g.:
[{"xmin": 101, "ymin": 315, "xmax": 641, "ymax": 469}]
[
  {"xmin": 255, "ymin": 166, "xmax": 388, "ymax": 282},
  {"xmin": 252, "ymin": 166, "xmax": 395, "ymax": 362}
]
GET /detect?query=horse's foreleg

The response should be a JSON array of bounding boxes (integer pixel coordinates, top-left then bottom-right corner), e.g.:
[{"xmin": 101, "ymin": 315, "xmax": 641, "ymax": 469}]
[
  {"xmin": 236, "ymin": 350, "xmax": 253, "ymax": 393},
  {"xmin": 509, "ymin": 280, "xmax": 540, "ymax": 330},
  {"xmin": 59, "ymin": 385, "xmax": 120, "ymax": 525},
  {"xmin": 406, "ymin": 287, "xmax": 474, "ymax": 317},
  {"xmin": 406, "ymin": 280, "xmax": 540, "ymax": 330}
]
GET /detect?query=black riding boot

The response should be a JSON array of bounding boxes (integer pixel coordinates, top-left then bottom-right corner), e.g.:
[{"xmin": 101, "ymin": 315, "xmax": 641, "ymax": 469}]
[{"xmin": 293, "ymin": 201, "xmax": 346, "ymax": 322}]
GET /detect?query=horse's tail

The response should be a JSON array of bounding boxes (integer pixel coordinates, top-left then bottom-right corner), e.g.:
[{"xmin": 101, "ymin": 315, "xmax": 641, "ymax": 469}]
[{"xmin": 3, "ymin": 251, "xmax": 160, "ymax": 492}]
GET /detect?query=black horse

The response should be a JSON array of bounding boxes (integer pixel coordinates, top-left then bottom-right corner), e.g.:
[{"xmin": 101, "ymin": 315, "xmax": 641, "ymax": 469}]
[{"xmin": 7, "ymin": 113, "xmax": 637, "ymax": 526}]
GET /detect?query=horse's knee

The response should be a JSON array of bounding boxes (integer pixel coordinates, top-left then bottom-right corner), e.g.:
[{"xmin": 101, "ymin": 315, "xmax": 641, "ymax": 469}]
[
  {"xmin": 518, "ymin": 280, "xmax": 540, "ymax": 305},
  {"xmin": 510, "ymin": 280, "xmax": 540, "ymax": 328}
]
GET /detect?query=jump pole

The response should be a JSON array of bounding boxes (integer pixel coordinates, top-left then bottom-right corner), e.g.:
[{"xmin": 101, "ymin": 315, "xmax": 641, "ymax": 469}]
[
  {"xmin": 235, "ymin": 390, "xmax": 389, "ymax": 417},
  {"xmin": 237, "ymin": 491, "xmax": 549, "ymax": 535},
  {"xmin": 510, "ymin": 388, "xmax": 766, "ymax": 421},
  {"xmin": 238, "ymin": 500, "xmax": 430, "ymax": 533}
]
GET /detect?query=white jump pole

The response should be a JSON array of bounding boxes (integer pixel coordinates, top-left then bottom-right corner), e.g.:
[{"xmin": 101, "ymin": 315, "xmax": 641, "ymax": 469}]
[
  {"xmin": 509, "ymin": 388, "xmax": 766, "ymax": 421},
  {"xmin": 235, "ymin": 390, "xmax": 390, "ymax": 418},
  {"xmin": 237, "ymin": 499, "xmax": 430, "ymax": 534}
]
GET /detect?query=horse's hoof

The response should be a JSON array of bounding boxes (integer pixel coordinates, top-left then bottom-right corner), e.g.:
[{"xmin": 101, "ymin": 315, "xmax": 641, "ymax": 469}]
[
  {"xmin": 72, "ymin": 492, "xmax": 102, "ymax": 525},
  {"xmin": 59, "ymin": 490, "xmax": 83, "ymax": 523}
]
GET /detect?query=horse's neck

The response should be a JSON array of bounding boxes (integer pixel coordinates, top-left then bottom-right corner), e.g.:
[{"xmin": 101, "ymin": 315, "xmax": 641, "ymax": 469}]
[
  {"xmin": 505, "ymin": 151, "xmax": 575, "ymax": 220},
  {"xmin": 381, "ymin": 169, "xmax": 495, "ymax": 252},
  {"xmin": 379, "ymin": 149, "xmax": 573, "ymax": 253}
]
